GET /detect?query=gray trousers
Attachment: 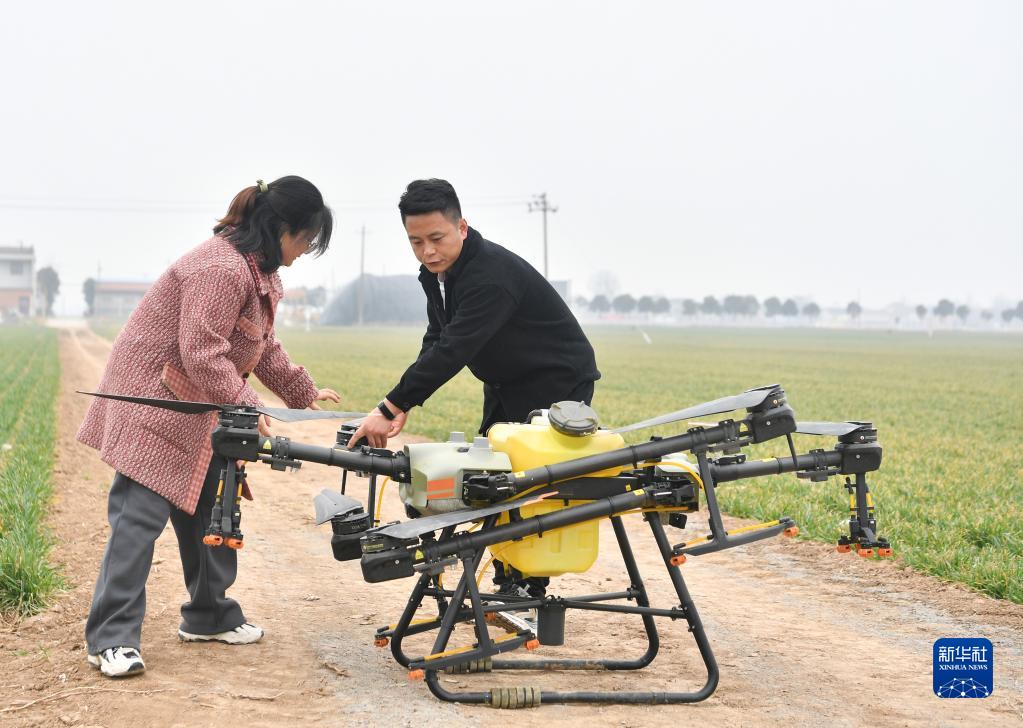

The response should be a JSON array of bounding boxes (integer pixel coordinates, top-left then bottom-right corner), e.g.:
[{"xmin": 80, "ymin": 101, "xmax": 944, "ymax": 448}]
[{"xmin": 86, "ymin": 456, "xmax": 246, "ymax": 654}]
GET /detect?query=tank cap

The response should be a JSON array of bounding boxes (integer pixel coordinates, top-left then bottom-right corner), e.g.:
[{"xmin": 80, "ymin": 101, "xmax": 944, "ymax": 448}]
[
  {"xmin": 548, "ymin": 401, "xmax": 599, "ymax": 436},
  {"xmin": 447, "ymin": 431, "xmax": 467, "ymax": 443},
  {"xmin": 471, "ymin": 436, "xmax": 491, "ymax": 450}
]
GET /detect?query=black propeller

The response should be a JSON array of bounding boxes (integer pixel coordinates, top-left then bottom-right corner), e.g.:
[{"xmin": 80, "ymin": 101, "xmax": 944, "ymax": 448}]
[
  {"xmin": 794, "ymin": 421, "xmax": 873, "ymax": 437},
  {"xmin": 78, "ymin": 391, "xmax": 367, "ymax": 423},
  {"xmin": 612, "ymin": 384, "xmax": 783, "ymax": 434}
]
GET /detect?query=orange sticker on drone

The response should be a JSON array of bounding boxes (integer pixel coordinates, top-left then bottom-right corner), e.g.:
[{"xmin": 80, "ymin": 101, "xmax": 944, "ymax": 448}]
[{"xmin": 427, "ymin": 478, "xmax": 456, "ymax": 500}]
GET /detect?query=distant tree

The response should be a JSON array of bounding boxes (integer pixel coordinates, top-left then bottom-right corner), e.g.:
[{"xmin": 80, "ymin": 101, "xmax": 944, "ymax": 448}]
[
  {"xmin": 83, "ymin": 277, "xmax": 96, "ymax": 317},
  {"xmin": 701, "ymin": 295, "xmax": 721, "ymax": 316},
  {"xmin": 652, "ymin": 297, "xmax": 670, "ymax": 314},
  {"xmin": 781, "ymin": 299, "xmax": 798, "ymax": 317},
  {"xmin": 637, "ymin": 295, "xmax": 654, "ymax": 313},
  {"xmin": 933, "ymin": 299, "xmax": 955, "ymax": 319},
  {"xmin": 1016, "ymin": 301, "xmax": 1023, "ymax": 319},
  {"xmin": 612, "ymin": 293, "xmax": 636, "ymax": 315},
  {"xmin": 681, "ymin": 298, "xmax": 699, "ymax": 316},
  {"xmin": 573, "ymin": 295, "xmax": 589, "ymax": 310},
  {"xmin": 846, "ymin": 301, "xmax": 862, "ymax": 319},
  {"xmin": 802, "ymin": 302, "xmax": 820, "ymax": 318},
  {"xmin": 744, "ymin": 295, "xmax": 760, "ymax": 317},
  {"xmin": 915, "ymin": 304, "xmax": 927, "ymax": 320},
  {"xmin": 590, "ymin": 294, "xmax": 611, "ymax": 313},
  {"xmin": 764, "ymin": 296, "xmax": 782, "ymax": 317},
  {"xmin": 36, "ymin": 266, "xmax": 60, "ymax": 316},
  {"xmin": 722, "ymin": 295, "xmax": 745, "ymax": 316},
  {"xmin": 981, "ymin": 310, "xmax": 993, "ymax": 321},
  {"xmin": 1001, "ymin": 308, "xmax": 1016, "ymax": 323},
  {"xmin": 955, "ymin": 304, "xmax": 970, "ymax": 322}
]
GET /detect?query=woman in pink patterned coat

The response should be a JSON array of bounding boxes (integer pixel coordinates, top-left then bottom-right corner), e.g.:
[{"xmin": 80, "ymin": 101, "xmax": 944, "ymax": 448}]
[{"xmin": 78, "ymin": 176, "xmax": 340, "ymax": 678}]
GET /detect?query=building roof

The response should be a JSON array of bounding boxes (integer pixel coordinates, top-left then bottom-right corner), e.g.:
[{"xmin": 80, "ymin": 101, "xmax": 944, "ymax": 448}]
[{"xmin": 0, "ymin": 246, "xmax": 35, "ymax": 259}]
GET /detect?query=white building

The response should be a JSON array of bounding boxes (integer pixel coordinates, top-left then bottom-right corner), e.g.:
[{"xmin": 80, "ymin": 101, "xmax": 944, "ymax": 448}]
[{"xmin": 0, "ymin": 245, "xmax": 36, "ymax": 319}]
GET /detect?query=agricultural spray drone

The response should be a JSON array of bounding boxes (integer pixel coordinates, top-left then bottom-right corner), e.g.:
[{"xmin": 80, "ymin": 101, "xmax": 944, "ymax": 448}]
[{"xmin": 83, "ymin": 385, "xmax": 890, "ymax": 709}]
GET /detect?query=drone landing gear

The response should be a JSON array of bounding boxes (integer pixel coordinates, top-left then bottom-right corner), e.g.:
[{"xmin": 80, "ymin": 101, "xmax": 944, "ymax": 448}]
[
  {"xmin": 204, "ymin": 460, "xmax": 245, "ymax": 550},
  {"xmin": 373, "ymin": 515, "xmax": 718, "ymax": 707}
]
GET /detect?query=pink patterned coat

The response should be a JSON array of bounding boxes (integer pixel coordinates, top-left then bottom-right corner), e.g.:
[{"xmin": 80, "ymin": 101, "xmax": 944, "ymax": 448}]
[{"xmin": 77, "ymin": 235, "xmax": 319, "ymax": 514}]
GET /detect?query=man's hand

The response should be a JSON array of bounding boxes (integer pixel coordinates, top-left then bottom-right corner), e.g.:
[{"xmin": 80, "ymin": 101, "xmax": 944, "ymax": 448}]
[
  {"xmin": 350, "ymin": 400, "xmax": 408, "ymax": 448},
  {"xmin": 308, "ymin": 388, "xmax": 342, "ymax": 409},
  {"xmin": 257, "ymin": 413, "xmax": 272, "ymax": 437}
]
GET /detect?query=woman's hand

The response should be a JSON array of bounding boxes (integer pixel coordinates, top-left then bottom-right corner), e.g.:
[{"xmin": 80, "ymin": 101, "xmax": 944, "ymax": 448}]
[
  {"xmin": 308, "ymin": 388, "xmax": 342, "ymax": 410},
  {"xmin": 257, "ymin": 413, "xmax": 272, "ymax": 437}
]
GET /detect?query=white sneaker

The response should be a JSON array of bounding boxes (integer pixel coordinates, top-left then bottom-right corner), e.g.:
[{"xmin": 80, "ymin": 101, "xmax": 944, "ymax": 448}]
[
  {"xmin": 178, "ymin": 622, "xmax": 264, "ymax": 644},
  {"xmin": 493, "ymin": 584, "xmax": 539, "ymax": 633},
  {"xmin": 87, "ymin": 647, "xmax": 145, "ymax": 678}
]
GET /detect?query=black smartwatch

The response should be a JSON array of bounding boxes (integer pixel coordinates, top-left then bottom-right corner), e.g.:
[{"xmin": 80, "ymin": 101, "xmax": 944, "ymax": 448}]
[{"xmin": 377, "ymin": 401, "xmax": 396, "ymax": 420}]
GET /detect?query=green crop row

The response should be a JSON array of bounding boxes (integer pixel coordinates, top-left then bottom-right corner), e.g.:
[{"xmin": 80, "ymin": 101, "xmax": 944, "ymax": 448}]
[{"xmin": 0, "ymin": 326, "xmax": 62, "ymax": 615}]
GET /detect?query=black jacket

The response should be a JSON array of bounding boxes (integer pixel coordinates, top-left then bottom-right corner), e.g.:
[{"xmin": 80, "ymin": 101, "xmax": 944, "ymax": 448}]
[{"xmin": 386, "ymin": 227, "xmax": 600, "ymax": 417}]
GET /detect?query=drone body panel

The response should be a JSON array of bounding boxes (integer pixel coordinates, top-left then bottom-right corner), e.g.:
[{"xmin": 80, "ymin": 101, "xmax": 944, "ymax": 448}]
[
  {"xmin": 490, "ymin": 499, "xmax": 601, "ymax": 576},
  {"xmin": 401, "ymin": 441, "xmax": 512, "ymax": 515},
  {"xmin": 485, "ymin": 420, "xmax": 627, "ymax": 577}
]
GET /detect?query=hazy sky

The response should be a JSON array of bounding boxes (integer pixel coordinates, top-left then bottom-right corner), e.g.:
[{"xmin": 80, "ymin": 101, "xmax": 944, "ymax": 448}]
[{"xmin": 2, "ymin": 1, "xmax": 1020, "ymax": 316}]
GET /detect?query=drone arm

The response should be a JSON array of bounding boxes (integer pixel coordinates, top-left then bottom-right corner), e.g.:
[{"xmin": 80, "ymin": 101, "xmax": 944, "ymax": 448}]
[
  {"xmin": 711, "ymin": 450, "xmax": 842, "ymax": 483},
  {"xmin": 710, "ymin": 441, "xmax": 882, "ymax": 484},
  {"xmin": 261, "ymin": 437, "xmax": 411, "ymax": 482},
  {"xmin": 470, "ymin": 420, "xmax": 746, "ymax": 500}
]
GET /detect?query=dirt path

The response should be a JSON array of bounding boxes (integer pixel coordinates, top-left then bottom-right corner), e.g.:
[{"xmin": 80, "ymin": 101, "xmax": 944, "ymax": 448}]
[{"xmin": 1, "ymin": 325, "xmax": 1021, "ymax": 727}]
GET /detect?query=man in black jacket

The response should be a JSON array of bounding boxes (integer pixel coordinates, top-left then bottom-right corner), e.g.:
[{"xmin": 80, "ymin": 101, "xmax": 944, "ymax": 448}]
[
  {"xmin": 351, "ymin": 178, "xmax": 600, "ymax": 599},
  {"xmin": 352, "ymin": 178, "xmax": 600, "ymax": 445}
]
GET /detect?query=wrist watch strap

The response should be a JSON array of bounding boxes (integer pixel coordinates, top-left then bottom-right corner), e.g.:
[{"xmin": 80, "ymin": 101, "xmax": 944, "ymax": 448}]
[{"xmin": 377, "ymin": 401, "xmax": 396, "ymax": 420}]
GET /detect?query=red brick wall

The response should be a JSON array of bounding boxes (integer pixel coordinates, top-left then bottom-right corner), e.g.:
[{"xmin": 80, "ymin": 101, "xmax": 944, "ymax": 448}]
[{"xmin": 0, "ymin": 289, "xmax": 32, "ymax": 314}]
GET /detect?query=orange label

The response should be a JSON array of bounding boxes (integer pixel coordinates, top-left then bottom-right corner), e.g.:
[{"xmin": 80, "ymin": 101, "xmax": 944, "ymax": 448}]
[{"xmin": 427, "ymin": 478, "xmax": 456, "ymax": 500}]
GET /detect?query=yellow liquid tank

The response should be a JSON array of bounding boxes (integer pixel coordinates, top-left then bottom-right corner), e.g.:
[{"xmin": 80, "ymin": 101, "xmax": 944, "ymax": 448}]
[{"xmin": 486, "ymin": 419, "xmax": 626, "ymax": 577}]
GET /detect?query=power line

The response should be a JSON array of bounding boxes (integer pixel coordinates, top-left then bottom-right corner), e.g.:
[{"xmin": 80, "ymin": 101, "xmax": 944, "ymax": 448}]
[{"xmin": 0, "ymin": 195, "xmax": 533, "ymax": 214}]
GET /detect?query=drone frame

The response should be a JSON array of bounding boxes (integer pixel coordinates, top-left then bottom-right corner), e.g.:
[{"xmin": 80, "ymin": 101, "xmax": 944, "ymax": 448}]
[{"xmin": 308, "ymin": 385, "xmax": 886, "ymax": 707}]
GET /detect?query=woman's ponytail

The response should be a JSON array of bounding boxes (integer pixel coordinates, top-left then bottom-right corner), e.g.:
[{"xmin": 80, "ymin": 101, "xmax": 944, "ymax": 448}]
[{"xmin": 214, "ymin": 185, "xmax": 261, "ymax": 233}]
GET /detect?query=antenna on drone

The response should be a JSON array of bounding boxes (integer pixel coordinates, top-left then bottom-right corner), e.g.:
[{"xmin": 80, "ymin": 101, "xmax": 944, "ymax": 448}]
[{"xmin": 529, "ymin": 193, "xmax": 558, "ymax": 279}]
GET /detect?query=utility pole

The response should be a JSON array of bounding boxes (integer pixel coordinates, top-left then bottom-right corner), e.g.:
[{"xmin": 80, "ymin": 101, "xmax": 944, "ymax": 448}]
[
  {"xmin": 357, "ymin": 225, "xmax": 366, "ymax": 326},
  {"xmin": 529, "ymin": 192, "xmax": 558, "ymax": 279}
]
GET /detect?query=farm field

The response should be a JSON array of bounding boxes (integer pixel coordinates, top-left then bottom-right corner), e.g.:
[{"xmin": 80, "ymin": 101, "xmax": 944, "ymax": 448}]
[
  {"xmin": 0, "ymin": 326, "xmax": 61, "ymax": 614},
  {"xmin": 270, "ymin": 325, "xmax": 1023, "ymax": 604},
  {"xmin": 3, "ymin": 322, "xmax": 1018, "ymax": 726}
]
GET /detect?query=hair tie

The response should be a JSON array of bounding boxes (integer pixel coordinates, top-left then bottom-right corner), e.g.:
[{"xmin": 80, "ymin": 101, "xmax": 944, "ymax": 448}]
[{"xmin": 256, "ymin": 179, "xmax": 268, "ymax": 193}]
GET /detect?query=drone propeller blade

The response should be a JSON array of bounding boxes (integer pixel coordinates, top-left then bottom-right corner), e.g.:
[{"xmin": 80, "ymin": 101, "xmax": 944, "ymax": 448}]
[
  {"xmin": 78, "ymin": 391, "xmax": 222, "ymax": 415},
  {"xmin": 80, "ymin": 391, "xmax": 367, "ymax": 423},
  {"xmin": 795, "ymin": 421, "xmax": 872, "ymax": 437},
  {"xmin": 613, "ymin": 384, "xmax": 782, "ymax": 434},
  {"xmin": 257, "ymin": 407, "xmax": 367, "ymax": 423}
]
